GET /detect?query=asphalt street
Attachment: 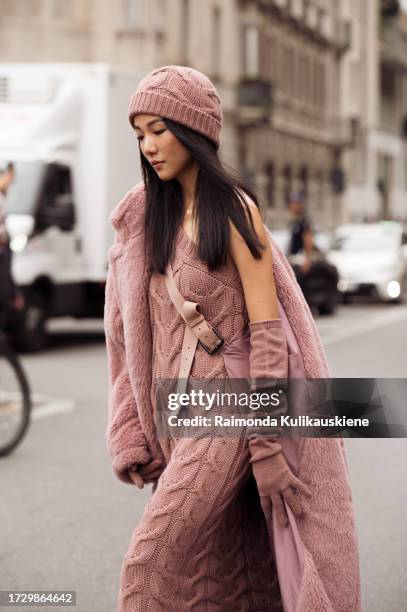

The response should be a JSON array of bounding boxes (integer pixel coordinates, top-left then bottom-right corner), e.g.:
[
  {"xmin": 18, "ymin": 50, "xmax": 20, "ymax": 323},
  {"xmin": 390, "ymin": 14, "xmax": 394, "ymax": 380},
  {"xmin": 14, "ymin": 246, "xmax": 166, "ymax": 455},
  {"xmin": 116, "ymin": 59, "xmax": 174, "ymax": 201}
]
[{"xmin": 0, "ymin": 301, "xmax": 406, "ymax": 611}]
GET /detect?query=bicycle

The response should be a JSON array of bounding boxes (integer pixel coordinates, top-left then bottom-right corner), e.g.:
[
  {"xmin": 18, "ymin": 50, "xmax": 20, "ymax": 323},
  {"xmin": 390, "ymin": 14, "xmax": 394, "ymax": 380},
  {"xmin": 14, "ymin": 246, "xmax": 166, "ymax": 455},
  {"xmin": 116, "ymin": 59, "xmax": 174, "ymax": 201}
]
[{"xmin": 0, "ymin": 326, "xmax": 32, "ymax": 456}]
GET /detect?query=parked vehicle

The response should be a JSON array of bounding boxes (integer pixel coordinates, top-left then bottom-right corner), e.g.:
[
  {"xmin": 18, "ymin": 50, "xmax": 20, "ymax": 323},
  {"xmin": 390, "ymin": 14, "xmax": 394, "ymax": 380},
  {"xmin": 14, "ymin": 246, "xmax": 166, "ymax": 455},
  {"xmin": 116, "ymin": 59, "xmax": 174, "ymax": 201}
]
[
  {"xmin": 326, "ymin": 222, "xmax": 407, "ymax": 303},
  {"xmin": 272, "ymin": 228, "xmax": 339, "ymax": 315},
  {"xmin": 0, "ymin": 63, "xmax": 144, "ymax": 351}
]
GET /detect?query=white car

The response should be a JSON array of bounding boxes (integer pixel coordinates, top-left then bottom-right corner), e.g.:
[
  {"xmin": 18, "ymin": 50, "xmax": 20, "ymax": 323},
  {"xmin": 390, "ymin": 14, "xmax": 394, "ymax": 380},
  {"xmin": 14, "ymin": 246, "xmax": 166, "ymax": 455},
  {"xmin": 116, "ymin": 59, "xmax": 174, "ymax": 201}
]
[{"xmin": 326, "ymin": 222, "xmax": 407, "ymax": 302}]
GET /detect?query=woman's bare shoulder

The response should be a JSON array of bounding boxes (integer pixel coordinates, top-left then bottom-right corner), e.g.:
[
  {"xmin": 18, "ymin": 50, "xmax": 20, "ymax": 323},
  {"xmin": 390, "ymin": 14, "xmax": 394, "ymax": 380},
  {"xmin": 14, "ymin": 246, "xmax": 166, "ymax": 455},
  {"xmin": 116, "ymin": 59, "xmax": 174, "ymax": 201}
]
[{"xmin": 229, "ymin": 191, "xmax": 266, "ymax": 246}]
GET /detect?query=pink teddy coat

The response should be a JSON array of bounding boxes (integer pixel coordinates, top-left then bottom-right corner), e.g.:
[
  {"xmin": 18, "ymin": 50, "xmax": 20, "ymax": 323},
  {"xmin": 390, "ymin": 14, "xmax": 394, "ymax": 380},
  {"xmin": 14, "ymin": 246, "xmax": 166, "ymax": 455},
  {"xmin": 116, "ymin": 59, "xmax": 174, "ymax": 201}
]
[{"xmin": 104, "ymin": 182, "xmax": 362, "ymax": 611}]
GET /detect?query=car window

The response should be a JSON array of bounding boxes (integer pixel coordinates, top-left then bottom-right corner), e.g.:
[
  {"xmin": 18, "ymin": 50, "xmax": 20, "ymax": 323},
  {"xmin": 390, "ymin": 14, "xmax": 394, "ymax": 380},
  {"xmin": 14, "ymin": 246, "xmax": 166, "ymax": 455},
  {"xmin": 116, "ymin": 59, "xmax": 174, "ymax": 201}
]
[{"xmin": 1, "ymin": 161, "xmax": 46, "ymax": 215}]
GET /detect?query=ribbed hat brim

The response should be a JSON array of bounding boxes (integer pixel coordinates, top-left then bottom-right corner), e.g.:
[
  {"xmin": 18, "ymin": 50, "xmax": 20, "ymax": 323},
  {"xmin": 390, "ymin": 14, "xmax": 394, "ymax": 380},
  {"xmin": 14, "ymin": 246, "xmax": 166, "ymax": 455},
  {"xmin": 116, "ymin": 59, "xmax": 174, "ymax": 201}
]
[{"xmin": 128, "ymin": 91, "xmax": 221, "ymax": 149}]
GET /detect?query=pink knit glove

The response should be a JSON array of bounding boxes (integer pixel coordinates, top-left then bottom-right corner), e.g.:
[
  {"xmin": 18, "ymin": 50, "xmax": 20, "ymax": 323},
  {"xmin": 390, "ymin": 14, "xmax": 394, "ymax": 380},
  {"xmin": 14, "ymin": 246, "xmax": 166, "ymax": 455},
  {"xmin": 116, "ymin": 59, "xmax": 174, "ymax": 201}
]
[
  {"xmin": 128, "ymin": 459, "xmax": 164, "ymax": 489},
  {"xmin": 249, "ymin": 318, "xmax": 288, "ymax": 382},
  {"xmin": 249, "ymin": 438, "xmax": 312, "ymax": 527},
  {"xmin": 248, "ymin": 319, "xmax": 312, "ymax": 527},
  {"xmin": 247, "ymin": 318, "xmax": 289, "ymax": 442}
]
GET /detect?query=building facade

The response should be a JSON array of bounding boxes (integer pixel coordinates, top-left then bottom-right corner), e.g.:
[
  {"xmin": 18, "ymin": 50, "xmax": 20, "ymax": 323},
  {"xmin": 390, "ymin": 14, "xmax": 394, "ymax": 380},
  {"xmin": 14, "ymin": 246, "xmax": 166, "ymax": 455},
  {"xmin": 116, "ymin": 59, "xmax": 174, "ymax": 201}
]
[
  {"xmin": 0, "ymin": 0, "xmax": 406, "ymax": 227},
  {"xmin": 235, "ymin": 0, "xmax": 352, "ymax": 228},
  {"xmin": 340, "ymin": 0, "xmax": 407, "ymax": 223}
]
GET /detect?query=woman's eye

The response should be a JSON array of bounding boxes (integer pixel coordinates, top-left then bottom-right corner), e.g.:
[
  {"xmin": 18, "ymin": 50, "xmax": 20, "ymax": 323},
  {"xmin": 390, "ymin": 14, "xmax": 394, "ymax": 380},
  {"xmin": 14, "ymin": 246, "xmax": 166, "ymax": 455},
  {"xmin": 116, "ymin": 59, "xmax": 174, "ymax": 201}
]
[{"xmin": 137, "ymin": 128, "xmax": 166, "ymax": 142}]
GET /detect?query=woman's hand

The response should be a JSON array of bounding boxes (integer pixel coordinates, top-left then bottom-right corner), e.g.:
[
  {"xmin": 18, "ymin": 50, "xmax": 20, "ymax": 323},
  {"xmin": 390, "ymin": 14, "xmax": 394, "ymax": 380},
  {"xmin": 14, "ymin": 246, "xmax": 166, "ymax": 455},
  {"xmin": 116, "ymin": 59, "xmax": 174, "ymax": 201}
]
[
  {"xmin": 128, "ymin": 466, "xmax": 144, "ymax": 489},
  {"xmin": 250, "ymin": 442, "xmax": 312, "ymax": 528},
  {"xmin": 128, "ymin": 460, "xmax": 164, "ymax": 489}
]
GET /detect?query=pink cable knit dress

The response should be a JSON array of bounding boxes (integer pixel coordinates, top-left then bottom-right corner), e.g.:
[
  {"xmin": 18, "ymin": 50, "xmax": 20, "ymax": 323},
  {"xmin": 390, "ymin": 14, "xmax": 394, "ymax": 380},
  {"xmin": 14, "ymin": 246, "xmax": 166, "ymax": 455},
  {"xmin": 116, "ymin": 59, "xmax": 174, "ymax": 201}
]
[{"xmin": 118, "ymin": 225, "xmax": 284, "ymax": 611}]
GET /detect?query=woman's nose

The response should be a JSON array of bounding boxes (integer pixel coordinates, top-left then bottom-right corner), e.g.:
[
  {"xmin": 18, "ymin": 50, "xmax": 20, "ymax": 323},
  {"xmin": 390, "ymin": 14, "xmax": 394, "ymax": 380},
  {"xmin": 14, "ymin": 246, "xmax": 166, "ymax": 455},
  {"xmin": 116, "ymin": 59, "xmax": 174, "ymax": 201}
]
[{"xmin": 143, "ymin": 135, "xmax": 158, "ymax": 154}]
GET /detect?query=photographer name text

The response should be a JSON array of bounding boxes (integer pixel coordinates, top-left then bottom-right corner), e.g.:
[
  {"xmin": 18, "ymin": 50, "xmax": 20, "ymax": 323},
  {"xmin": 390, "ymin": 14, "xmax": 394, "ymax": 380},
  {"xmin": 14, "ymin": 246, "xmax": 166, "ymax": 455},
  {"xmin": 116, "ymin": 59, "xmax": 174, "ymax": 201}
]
[{"xmin": 166, "ymin": 414, "xmax": 370, "ymax": 428}]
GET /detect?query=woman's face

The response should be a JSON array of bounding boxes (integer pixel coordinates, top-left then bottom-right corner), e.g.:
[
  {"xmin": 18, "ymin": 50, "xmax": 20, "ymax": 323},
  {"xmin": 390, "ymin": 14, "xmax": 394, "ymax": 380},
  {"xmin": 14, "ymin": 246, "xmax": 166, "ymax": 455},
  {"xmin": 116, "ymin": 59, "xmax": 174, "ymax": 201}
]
[{"xmin": 133, "ymin": 114, "xmax": 195, "ymax": 182}]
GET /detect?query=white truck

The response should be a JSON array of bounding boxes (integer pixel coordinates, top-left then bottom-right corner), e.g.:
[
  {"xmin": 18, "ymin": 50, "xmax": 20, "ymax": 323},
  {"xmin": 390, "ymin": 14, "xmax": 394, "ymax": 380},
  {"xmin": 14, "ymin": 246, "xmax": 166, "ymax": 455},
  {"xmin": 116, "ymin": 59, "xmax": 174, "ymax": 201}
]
[{"xmin": 0, "ymin": 63, "xmax": 143, "ymax": 350}]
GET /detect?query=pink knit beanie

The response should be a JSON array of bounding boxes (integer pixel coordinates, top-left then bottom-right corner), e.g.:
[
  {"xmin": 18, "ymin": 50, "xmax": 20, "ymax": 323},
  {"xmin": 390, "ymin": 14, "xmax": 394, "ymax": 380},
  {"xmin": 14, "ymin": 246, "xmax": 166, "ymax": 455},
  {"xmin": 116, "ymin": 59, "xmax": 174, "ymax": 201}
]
[{"xmin": 128, "ymin": 65, "xmax": 223, "ymax": 149}]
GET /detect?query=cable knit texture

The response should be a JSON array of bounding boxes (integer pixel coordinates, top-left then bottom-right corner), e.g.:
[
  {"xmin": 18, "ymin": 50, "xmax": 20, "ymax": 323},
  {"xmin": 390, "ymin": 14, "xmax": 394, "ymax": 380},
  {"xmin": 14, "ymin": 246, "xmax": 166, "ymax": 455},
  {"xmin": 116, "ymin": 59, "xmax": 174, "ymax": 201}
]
[
  {"xmin": 248, "ymin": 319, "xmax": 288, "ymax": 382},
  {"xmin": 247, "ymin": 318, "xmax": 289, "ymax": 446},
  {"xmin": 121, "ymin": 219, "xmax": 282, "ymax": 610},
  {"xmin": 128, "ymin": 65, "xmax": 222, "ymax": 149},
  {"xmin": 104, "ymin": 182, "xmax": 361, "ymax": 612}
]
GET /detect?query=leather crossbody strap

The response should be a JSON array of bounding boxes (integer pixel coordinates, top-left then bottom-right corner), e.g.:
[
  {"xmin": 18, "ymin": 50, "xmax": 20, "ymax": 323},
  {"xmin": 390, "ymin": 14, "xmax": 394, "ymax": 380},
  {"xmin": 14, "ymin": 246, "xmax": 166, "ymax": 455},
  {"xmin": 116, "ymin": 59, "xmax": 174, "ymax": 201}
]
[{"xmin": 164, "ymin": 261, "xmax": 224, "ymax": 396}]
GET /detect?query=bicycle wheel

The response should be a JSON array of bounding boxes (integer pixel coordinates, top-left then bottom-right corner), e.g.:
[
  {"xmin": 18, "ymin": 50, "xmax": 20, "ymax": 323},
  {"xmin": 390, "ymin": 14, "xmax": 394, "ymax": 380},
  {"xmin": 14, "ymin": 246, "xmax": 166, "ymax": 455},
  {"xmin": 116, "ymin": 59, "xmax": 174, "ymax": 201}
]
[{"xmin": 0, "ymin": 338, "xmax": 31, "ymax": 456}]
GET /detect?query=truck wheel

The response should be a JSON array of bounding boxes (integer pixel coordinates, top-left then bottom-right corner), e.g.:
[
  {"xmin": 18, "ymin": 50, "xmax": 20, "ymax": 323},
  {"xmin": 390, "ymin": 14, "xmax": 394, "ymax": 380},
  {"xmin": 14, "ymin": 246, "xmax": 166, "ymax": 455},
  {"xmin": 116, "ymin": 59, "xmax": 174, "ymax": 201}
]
[{"xmin": 11, "ymin": 296, "xmax": 47, "ymax": 353}]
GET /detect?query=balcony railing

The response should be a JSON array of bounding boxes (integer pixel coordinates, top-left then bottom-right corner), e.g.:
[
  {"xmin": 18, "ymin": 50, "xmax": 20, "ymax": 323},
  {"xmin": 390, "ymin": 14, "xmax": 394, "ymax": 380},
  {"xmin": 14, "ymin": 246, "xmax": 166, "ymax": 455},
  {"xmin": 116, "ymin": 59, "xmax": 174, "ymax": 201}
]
[
  {"xmin": 236, "ymin": 77, "xmax": 273, "ymax": 126},
  {"xmin": 238, "ymin": 77, "xmax": 272, "ymax": 107},
  {"xmin": 332, "ymin": 116, "xmax": 361, "ymax": 148}
]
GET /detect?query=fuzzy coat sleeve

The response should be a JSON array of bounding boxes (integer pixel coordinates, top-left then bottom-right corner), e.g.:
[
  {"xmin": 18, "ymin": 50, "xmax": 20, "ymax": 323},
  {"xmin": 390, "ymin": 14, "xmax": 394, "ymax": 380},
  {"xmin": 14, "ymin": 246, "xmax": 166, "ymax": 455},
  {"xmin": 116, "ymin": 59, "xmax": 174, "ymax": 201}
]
[{"xmin": 104, "ymin": 244, "xmax": 152, "ymax": 484}]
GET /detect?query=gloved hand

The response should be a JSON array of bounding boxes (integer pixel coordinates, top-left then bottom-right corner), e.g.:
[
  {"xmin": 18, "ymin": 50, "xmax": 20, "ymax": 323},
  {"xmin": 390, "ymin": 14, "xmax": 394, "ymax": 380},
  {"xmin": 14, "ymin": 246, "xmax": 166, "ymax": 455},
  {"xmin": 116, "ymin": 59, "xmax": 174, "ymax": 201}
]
[
  {"xmin": 249, "ymin": 437, "xmax": 312, "ymax": 528},
  {"xmin": 128, "ymin": 459, "xmax": 164, "ymax": 489}
]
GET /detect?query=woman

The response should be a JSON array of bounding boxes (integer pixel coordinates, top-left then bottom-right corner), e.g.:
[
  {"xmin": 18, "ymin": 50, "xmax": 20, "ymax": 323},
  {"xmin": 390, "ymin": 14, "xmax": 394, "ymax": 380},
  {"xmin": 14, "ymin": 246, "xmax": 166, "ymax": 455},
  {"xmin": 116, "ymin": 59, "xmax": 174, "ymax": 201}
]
[{"xmin": 105, "ymin": 66, "xmax": 361, "ymax": 611}]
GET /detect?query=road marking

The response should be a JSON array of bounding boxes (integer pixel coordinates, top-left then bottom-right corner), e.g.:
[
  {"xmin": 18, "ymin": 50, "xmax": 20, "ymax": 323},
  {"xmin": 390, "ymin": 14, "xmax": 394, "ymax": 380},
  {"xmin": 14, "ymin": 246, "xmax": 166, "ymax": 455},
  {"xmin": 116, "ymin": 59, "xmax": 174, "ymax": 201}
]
[
  {"xmin": 319, "ymin": 306, "xmax": 407, "ymax": 346},
  {"xmin": 31, "ymin": 394, "xmax": 76, "ymax": 420}
]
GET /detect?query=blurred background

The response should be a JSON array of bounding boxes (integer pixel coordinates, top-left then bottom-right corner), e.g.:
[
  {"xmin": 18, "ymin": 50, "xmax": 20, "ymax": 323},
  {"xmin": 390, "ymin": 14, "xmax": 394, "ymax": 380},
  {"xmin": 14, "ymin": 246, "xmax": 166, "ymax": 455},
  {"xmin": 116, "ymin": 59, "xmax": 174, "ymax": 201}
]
[{"xmin": 0, "ymin": 1, "xmax": 406, "ymax": 611}]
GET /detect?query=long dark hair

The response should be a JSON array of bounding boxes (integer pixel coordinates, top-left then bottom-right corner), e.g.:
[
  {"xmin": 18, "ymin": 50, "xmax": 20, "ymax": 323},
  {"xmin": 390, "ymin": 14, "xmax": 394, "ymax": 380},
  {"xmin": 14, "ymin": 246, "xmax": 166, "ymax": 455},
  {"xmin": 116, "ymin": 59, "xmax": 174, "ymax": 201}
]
[{"xmin": 139, "ymin": 118, "xmax": 266, "ymax": 274}]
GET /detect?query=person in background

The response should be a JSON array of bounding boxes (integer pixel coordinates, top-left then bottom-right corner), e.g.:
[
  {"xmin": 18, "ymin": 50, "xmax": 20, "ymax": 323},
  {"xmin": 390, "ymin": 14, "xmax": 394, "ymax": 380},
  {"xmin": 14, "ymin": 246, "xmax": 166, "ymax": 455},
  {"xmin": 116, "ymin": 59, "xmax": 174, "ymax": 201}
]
[
  {"xmin": 0, "ymin": 163, "xmax": 24, "ymax": 328},
  {"xmin": 0, "ymin": 163, "xmax": 13, "ymax": 246},
  {"xmin": 287, "ymin": 192, "xmax": 314, "ymax": 273}
]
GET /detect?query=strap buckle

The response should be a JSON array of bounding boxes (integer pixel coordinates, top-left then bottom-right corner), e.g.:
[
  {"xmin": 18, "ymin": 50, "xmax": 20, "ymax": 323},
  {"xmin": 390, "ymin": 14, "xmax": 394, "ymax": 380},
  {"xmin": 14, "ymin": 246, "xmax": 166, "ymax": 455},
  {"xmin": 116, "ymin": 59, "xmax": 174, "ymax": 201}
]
[{"xmin": 198, "ymin": 322, "xmax": 224, "ymax": 355}]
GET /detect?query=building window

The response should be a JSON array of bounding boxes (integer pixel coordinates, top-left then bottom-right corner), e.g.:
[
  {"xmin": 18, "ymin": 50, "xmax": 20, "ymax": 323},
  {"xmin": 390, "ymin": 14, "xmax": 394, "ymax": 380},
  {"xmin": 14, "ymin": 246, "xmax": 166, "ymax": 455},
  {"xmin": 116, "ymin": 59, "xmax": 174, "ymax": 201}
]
[
  {"xmin": 299, "ymin": 165, "xmax": 309, "ymax": 204},
  {"xmin": 242, "ymin": 24, "xmax": 260, "ymax": 78},
  {"xmin": 269, "ymin": 35, "xmax": 277, "ymax": 81},
  {"xmin": 287, "ymin": 47, "xmax": 294, "ymax": 96},
  {"xmin": 315, "ymin": 170, "xmax": 324, "ymax": 210},
  {"xmin": 211, "ymin": 6, "xmax": 221, "ymax": 78},
  {"xmin": 293, "ymin": 48, "xmax": 300, "ymax": 101},
  {"xmin": 299, "ymin": 54, "xmax": 308, "ymax": 102},
  {"xmin": 283, "ymin": 164, "xmax": 293, "ymax": 205},
  {"xmin": 281, "ymin": 45, "xmax": 291, "ymax": 94},
  {"xmin": 304, "ymin": 56, "xmax": 312, "ymax": 104},
  {"xmin": 265, "ymin": 161, "xmax": 275, "ymax": 208},
  {"xmin": 320, "ymin": 63, "xmax": 325, "ymax": 107},
  {"xmin": 280, "ymin": 46, "xmax": 295, "ymax": 96},
  {"xmin": 180, "ymin": 0, "xmax": 190, "ymax": 64},
  {"xmin": 380, "ymin": 64, "xmax": 399, "ymax": 132},
  {"xmin": 313, "ymin": 60, "xmax": 321, "ymax": 107}
]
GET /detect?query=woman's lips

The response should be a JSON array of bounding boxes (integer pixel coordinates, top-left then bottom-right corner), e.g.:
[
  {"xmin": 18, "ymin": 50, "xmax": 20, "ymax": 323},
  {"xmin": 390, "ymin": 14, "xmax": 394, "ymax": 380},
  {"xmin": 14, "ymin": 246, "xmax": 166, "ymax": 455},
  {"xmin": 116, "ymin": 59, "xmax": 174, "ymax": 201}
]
[{"xmin": 153, "ymin": 162, "xmax": 165, "ymax": 171}]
